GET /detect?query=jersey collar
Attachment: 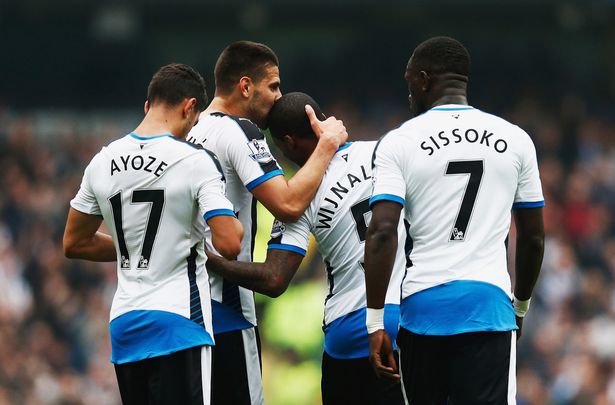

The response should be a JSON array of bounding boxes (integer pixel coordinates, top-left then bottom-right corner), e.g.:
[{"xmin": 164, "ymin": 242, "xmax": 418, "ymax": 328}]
[
  {"xmin": 430, "ymin": 104, "xmax": 475, "ymax": 111},
  {"xmin": 129, "ymin": 132, "xmax": 174, "ymax": 141}
]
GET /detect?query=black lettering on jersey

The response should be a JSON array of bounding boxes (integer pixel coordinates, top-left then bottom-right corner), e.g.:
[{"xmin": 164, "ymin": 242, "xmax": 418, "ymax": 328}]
[
  {"xmin": 144, "ymin": 156, "xmax": 157, "ymax": 173},
  {"xmin": 420, "ymin": 141, "xmax": 434, "ymax": 156},
  {"xmin": 120, "ymin": 155, "xmax": 130, "ymax": 170},
  {"xmin": 330, "ymin": 182, "xmax": 349, "ymax": 200},
  {"xmin": 494, "ymin": 139, "xmax": 508, "ymax": 153},
  {"xmin": 347, "ymin": 173, "xmax": 361, "ymax": 188},
  {"xmin": 111, "ymin": 154, "xmax": 168, "ymax": 177},
  {"xmin": 360, "ymin": 165, "xmax": 371, "ymax": 180},
  {"xmin": 452, "ymin": 128, "xmax": 462, "ymax": 143},
  {"xmin": 480, "ymin": 130, "xmax": 493, "ymax": 146},
  {"xmin": 465, "ymin": 129, "xmax": 479, "ymax": 143},
  {"xmin": 316, "ymin": 208, "xmax": 334, "ymax": 229},
  {"xmin": 421, "ymin": 128, "xmax": 508, "ymax": 156},
  {"xmin": 131, "ymin": 155, "xmax": 144, "ymax": 170},
  {"xmin": 323, "ymin": 197, "xmax": 339, "ymax": 209},
  {"xmin": 438, "ymin": 131, "xmax": 451, "ymax": 146},
  {"xmin": 111, "ymin": 159, "xmax": 121, "ymax": 176}
]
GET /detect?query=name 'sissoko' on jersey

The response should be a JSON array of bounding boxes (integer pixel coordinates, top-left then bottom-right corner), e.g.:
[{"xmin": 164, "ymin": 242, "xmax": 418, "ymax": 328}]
[{"xmin": 420, "ymin": 128, "xmax": 508, "ymax": 156}]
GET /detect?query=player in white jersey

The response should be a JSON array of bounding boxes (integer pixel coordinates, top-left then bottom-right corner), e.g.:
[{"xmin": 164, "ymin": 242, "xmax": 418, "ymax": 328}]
[
  {"xmin": 205, "ymin": 92, "xmax": 406, "ymax": 405},
  {"xmin": 186, "ymin": 42, "xmax": 347, "ymax": 405},
  {"xmin": 63, "ymin": 64, "xmax": 243, "ymax": 405},
  {"xmin": 365, "ymin": 37, "xmax": 545, "ymax": 404}
]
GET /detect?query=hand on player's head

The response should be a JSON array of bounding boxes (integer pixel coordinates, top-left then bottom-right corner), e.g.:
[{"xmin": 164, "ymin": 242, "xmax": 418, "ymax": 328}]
[{"xmin": 305, "ymin": 104, "xmax": 347, "ymax": 147}]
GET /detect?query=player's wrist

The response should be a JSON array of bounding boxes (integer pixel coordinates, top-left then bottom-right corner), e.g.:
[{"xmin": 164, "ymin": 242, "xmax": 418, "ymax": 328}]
[
  {"xmin": 512, "ymin": 294, "xmax": 531, "ymax": 318},
  {"xmin": 366, "ymin": 307, "xmax": 385, "ymax": 334}
]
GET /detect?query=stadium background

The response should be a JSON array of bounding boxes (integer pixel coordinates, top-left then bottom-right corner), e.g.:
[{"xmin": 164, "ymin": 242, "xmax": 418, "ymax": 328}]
[{"xmin": 1, "ymin": 1, "xmax": 615, "ymax": 403}]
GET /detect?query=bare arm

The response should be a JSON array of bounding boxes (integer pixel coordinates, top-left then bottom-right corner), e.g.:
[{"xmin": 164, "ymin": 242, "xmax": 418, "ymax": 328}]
[
  {"xmin": 364, "ymin": 200, "xmax": 403, "ymax": 381},
  {"xmin": 252, "ymin": 106, "xmax": 347, "ymax": 222},
  {"xmin": 63, "ymin": 208, "xmax": 116, "ymax": 261},
  {"xmin": 205, "ymin": 248, "xmax": 303, "ymax": 297},
  {"xmin": 208, "ymin": 215, "xmax": 244, "ymax": 260},
  {"xmin": 513, "ymin": 207, "xmax": 544, "ymax": 338}
]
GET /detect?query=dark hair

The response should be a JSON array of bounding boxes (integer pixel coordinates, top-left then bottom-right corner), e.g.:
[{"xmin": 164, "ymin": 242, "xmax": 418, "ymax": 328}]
[
  {"xmin": 214, "ymin": 41, "xmax": 279, "ymax": 95},
  {"xmin": 147, "ymin": 63, "xmax": 208, "ymax": 111},
  {"xmin": 268, "ymin": 92, "xmax": 325, "ymax": 140},
  {"xmin": 411, "ymin": 36, "xmax": 470, "ymax": 76}
]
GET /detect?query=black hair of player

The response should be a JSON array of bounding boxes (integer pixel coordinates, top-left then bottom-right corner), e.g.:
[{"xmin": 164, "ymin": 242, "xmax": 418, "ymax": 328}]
[
  {"xmin": 214, "ymin": 41, "xmax": 279, "ymax": 95},
  {"xmin": 147, "ymin": 63, "xmax": 208, "ymax": 111},
  {"xmin": 410, "ymin": 36, "xmax": 471, "ymax": 77},
  {"xmin": 268, "ymin": 92, "xmax": 326, "ymax": 140}
]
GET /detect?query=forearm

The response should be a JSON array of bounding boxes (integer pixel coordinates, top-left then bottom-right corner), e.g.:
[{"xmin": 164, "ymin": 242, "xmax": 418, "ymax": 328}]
[
  {"xmin": 65, "ymin": 232, "xmax": 117, "ymax": 262},
  {"xmin": 206, "ymin": 252, "xmax": 296, "ymax": 297},
  {"xmin": 514, "ymin": 234, "xmax": 544, "ymax": 300},
  {"xmin": 365, "ymin": 224, "xmax": 398, "ymax": 309}
]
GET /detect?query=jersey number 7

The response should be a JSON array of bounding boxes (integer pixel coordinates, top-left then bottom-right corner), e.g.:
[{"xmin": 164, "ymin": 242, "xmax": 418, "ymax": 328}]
[
  {"xmin": 109, "ymin": 189, "xmax": 165, "ymax": 270},
  {"xmin": 445, "ymin": 160, "xmax": 484, "ymax": 242}
]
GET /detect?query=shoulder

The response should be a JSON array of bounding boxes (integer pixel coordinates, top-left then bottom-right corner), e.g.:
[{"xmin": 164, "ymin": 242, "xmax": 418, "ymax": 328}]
[{"xmin": 213, "ymin": 112, "xmax": 265, "ymax": 141}]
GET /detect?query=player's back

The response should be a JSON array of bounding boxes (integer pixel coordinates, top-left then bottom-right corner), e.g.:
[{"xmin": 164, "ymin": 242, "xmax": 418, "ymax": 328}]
[
  {"xmin": 72, "ymin": 133, "xmax": 223, "ymax": 336},
  {"xmin": 271, "ymin": 141, "xmax": 406, "ymax": 358},
  {"xmin": 373, "ymin": 105, "xmax": 544, "ymax": 335}
]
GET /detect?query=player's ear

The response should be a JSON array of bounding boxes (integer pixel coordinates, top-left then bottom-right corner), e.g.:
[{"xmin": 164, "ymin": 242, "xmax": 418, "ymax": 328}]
[
  {"xmin": 283, "ymin": 134, "xmax": 295, "ymax": 149},
  {"xmin": 182, "ymin": 98, "xmax": 197, "ymax": 118},
  {"xmin": 419, "ymin": 70, "xmax": 430, "ymax": 92},
  {"xmin": 144, "ymin": 100, "xmax": 150, "ymax": 115},
  {"xmin": 239, "ymin": 76, "xmax": 252, "ymax": 99}
]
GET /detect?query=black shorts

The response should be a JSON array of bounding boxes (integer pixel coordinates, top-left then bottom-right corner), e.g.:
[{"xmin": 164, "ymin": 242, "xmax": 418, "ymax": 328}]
[
  {"xmin": 321, "ymin": 351, "xmax": 405, "ymax": 405},
  {"xmin": 114, "ymin": 345, "xmax": 211, "ymax": 405},
  {"xmin": 211, "ymin": 327, "xmax": 263, "ymax": 405},
  {"xmin": 397, "ymin": 327, "xmax": 516, "ymax": 405}
]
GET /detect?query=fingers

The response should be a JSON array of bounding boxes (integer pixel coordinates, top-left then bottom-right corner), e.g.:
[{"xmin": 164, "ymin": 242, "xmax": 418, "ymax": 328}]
[
  {"xmin": 305, "ymin": 105, "xmax": 321, "ymax": 137},
  {"xmin": 368, "ymin": 331, "xmax": 401, "ymax": 382}
]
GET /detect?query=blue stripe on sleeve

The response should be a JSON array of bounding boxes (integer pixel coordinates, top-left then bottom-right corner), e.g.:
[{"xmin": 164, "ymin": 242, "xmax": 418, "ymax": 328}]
[
  {"xmin": 267, "ymin": 243, "xmax": 307, "ymax": 256},
  {"xmin": 204, "ymin": 209, "xmax": 236, "ymax": 222},
  {"xmin": 369, "ymin": 194, "xmax": 405, "ymax": 208},
  {"xmin": 512, "ymin": 201, "xmax": 545, "ymax": 209},
  {"xmin": 246, "ymin": 169, "xmax": 284, "ymax": 191}
]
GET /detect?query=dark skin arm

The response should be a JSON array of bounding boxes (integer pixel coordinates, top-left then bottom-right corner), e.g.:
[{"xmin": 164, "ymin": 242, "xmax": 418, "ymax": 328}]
[
  {"xmin": 513, "ymin": 207, "xmax": 545, "ymax": 339},
  {"xmin": 205, "ymin": 248, "xmax": 303, "ymax": 298},
  {"xmin": 364, "ymin": 200, "xmax": 403, "ymax": 382},
  {"xmin": 63, "ymin": 208, "xmax": 116, "ymax": 261}
]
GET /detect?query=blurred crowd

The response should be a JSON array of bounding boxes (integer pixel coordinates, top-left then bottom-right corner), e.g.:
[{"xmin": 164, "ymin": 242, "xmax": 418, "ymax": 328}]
[{"xmin": 0, "ymin": 90, "xmax": 614, "ymax": 405}]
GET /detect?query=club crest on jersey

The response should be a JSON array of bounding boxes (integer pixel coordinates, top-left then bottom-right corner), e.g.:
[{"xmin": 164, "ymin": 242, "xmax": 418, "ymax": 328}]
[
  {"xmin": 270, "ymin": 220, "xmax": 286, "ymax": 238},
  {"xmin": 120, "ymin": 255, "xmax": 130, "ymax": 269},
  {"xmin": 247, "ymin": 139, "xmax": 273, "ymax": 163}
]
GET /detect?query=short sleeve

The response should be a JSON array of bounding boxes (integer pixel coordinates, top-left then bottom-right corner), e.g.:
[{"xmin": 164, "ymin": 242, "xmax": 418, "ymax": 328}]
[
  {"xmin": 369, "ymin": 134, "xmax": 406, "ymax": 208},
  {"xmin": 70, "ymin": 153, "xmax": 102, "ymax": 216},
  {"xmin": 224, "ymin": 118, "xmax": 284, "ymax": 192},
  {"xmin": 267, "ymin": 216, "xmax": 311, "ymax": 257},
  {"xmin": 513, "ymin": 133, "xmax": 545, "ymax": 209},
  {"xmin": 194, "ymin": 150, "xmax": 236, "ymax": 221}
]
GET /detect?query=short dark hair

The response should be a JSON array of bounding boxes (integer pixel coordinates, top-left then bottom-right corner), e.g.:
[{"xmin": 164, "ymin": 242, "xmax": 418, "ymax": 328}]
[
  {"xmin": 147, "ymin": 63, "xmax": 208, "ymax": 111},
  {"xmin": 268, "ymin": 92, "xmax": 325, "ymax": 140},
  {"xmin": 411, "ymin": 36, "xmax": 470, "ymax": 77},
  {"xmin": 214, "ymin": 41, "xmax": 279, "ymax": 95}
]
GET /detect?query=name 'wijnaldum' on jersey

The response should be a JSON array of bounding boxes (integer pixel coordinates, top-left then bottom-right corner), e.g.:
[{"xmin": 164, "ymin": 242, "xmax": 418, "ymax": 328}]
[
  {"xmin": 316, "ymin": 164, "xmax": 371, "ymax": 229},
  {"xmin": 420, "ymin": 127, "xmax": 509, "ymax": 156},
  {"xmin": 110, "ymin": 154, "xmax": 169, "ymax": 177}
]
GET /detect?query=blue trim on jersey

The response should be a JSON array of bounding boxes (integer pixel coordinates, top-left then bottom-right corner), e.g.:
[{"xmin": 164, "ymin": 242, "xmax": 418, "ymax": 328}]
[
  {"xmin": 336, "ymin": 142, "xmax": 353, "ymax": 153},
  {"xmin": 430, "ymin": 107, "xmax": 475, "ymax": 111},
  {"xmin": 129, "ymin": 132, "xmax": 174, "ymax": 141},
  {"xmin": 268, "ymin": 243, "xmax": 307, "ymax": 256},
  {"xmin": 245, "ymin": 169, "xmax": 284, "ymax": 191},
  {"xmin": 110, "ymin": 310, "xmax": 213, "ymax": 364},
  {"xmin": 323, "ymin": 304, "xmax": 400, "ymax": 359},
  {"xmin": 204, "ymin": 209, "xmax": 236, "ymax": 222},
  {"xmin": 211, "ymin": 300, "xmax": 255, "ymax": 334},
  {"xmin": 369, "ymin": 194, "xmax": 405, "ymax": 208},
  {"xmin": 400, "ymin": 280, "xmax": 517, "ymax": 336},
  {"xmin": 512, "ymin": 200, "xmax": 545, "ymax": 209}
]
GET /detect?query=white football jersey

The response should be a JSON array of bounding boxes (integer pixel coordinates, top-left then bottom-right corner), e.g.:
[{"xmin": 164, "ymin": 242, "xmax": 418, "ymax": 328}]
[
  {"xmin": 187, "ymin": 112, "xmax": 283, "ymax": 332},
  {"xmin": 269, "ymin": 142, "xmax": 406, "ymax": 359},
  {"xmin": 371, "ymin": 105, "xmax": 544, "ymax": 335},
  {"xmin": 70, "ymin": 133, "xmax": 236, "ymax": 363}
]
